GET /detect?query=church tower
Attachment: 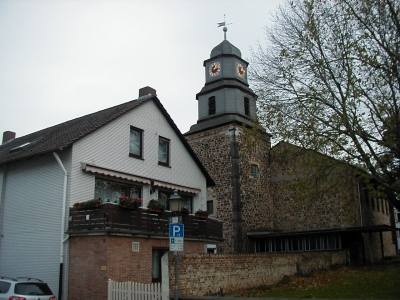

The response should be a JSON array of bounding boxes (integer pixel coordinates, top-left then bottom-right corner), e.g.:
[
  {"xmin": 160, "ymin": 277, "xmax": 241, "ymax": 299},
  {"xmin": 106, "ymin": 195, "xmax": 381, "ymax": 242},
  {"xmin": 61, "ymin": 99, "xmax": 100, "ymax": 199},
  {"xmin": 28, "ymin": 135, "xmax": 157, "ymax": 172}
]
[{"xmin": 184, "ymin": 28, "xmax": 273, "ymax": 253}]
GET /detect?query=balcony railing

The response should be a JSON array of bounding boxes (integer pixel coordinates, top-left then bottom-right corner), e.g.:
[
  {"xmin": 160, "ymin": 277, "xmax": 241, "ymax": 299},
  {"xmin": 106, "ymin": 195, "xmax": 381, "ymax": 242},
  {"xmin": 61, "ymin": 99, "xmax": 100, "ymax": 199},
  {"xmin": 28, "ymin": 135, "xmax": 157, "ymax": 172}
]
[{"xmin": 68, "ymin": 203, "xmax": 223, "ymax": 240}]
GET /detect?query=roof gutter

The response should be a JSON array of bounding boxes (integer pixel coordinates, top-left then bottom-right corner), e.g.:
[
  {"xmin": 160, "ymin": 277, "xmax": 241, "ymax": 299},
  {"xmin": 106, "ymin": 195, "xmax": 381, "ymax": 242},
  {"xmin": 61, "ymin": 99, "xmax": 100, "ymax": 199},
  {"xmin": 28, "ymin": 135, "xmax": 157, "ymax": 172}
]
[{"xmin": 53, "ymin": 152, "xmax": 68, "ymax": 300}]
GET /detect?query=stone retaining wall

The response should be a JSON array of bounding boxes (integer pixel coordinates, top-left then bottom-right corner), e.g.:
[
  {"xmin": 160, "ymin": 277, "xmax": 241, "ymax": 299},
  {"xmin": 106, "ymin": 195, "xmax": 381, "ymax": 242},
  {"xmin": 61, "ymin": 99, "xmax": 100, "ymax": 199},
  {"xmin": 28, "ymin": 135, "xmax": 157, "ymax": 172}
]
[{"xmin": 170, "ymin": 251, "xmax": 346, "ymax": 296}]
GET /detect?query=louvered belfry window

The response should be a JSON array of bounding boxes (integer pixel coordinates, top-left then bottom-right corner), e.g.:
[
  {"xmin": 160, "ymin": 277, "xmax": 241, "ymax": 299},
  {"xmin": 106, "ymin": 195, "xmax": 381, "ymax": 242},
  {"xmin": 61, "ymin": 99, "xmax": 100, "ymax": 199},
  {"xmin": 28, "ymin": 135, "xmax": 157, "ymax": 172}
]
[
  {"xmin": 244, "ymin": 97, "xmax": 250, "ymax": 116},
  {"xmin": 208, "ymin": 97, "xmax": 216, "ymax": 115}
]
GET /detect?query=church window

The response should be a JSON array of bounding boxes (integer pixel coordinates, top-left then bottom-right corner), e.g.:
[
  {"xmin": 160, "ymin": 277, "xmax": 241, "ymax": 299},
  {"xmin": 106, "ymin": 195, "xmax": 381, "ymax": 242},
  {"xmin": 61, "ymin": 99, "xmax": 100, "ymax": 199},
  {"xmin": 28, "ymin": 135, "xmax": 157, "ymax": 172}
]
[
  {"xmin": 129, "ymin": 126, "xmax": 143, "ymax": 159},
  {"xmin": 158, "ymin": 137, "xmax": 170, "ymax": 166},
  {"xmin": 244, "ymin": 97, "xmax": 250, "ymax": 116},
  {"xmin": 251, "ymin": 164, "xmax": 259, "ymax": 178},
  {"xmin": 208, "ymin": 97, "xmax": 216, "ymax": 115}
]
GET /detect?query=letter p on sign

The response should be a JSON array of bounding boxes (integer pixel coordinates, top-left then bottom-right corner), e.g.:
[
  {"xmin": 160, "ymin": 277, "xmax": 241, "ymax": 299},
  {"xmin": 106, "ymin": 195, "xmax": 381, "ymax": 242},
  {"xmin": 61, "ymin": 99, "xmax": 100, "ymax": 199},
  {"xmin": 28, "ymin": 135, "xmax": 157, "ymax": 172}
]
[{"xmin": 169, "ymin": 223, "xmax": 184, "ymax": 237}]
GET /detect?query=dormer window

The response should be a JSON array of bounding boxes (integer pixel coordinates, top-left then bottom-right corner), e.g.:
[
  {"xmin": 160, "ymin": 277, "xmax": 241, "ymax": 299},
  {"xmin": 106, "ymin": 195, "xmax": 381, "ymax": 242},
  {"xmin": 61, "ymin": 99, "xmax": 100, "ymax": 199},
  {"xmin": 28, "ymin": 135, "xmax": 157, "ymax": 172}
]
[
  {"xmin": 244, "ymin": 97, "xmax": 250, "ymax": 116},
  {"xmin": 208, "ymin": 97, "xmax": 216, "ymax": 115}
]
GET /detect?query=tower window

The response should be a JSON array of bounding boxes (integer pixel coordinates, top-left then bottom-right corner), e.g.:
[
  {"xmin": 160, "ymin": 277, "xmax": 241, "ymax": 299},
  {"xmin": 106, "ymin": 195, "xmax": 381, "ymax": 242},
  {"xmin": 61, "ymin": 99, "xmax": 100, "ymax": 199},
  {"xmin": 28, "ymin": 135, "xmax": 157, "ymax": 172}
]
[
  {"xmin": 251, "ymin": 164, "xmax": 259, "ymax": 178},
  {"xmin": 244, "ymin": 98, "xmax": 250, "ymax": 116},
  {"xmin": 208, "ymin": 97, "xmax": 216, "ymax": 115},
  {"xmin": 207, "ymin": 200, "xmax": 214, "ymax": 215}
]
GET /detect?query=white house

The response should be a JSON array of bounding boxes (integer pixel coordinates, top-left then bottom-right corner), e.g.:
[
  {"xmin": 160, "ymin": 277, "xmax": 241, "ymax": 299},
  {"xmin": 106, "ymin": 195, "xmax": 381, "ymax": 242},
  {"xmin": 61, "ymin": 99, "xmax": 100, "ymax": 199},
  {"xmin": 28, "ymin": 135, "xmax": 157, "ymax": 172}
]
[{"xmin": 0, "ymin": 87, "xmax": 219, "ymax": 300}]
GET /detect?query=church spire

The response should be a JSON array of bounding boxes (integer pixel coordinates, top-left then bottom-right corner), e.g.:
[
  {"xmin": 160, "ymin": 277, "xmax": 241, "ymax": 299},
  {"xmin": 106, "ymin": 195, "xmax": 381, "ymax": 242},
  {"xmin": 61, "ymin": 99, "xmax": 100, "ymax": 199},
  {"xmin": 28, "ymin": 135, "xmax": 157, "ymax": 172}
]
[{"xmin": 217, "ymin": 14, "xmax": 232, "ymax": 40}]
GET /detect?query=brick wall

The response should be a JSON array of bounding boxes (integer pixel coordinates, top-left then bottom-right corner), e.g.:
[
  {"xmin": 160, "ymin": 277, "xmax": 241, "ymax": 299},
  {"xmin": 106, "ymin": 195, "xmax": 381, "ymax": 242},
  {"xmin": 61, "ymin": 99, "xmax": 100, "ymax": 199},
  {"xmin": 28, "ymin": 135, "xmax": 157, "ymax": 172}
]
[
  {"xmin": 68, "ymin": 235, "xmax": 208, "ymax": 300},
  {"xmin": 170, "ymin": 251, "xmax": 346, "ymax": 296}
]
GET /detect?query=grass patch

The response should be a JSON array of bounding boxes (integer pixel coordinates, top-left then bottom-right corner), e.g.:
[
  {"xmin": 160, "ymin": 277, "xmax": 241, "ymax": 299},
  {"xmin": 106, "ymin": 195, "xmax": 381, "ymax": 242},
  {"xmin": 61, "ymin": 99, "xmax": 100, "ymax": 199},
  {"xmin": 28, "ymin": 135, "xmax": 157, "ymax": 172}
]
[{"xmin": 232, "ymin": 262, "xmax": 400, "ymax": 299}]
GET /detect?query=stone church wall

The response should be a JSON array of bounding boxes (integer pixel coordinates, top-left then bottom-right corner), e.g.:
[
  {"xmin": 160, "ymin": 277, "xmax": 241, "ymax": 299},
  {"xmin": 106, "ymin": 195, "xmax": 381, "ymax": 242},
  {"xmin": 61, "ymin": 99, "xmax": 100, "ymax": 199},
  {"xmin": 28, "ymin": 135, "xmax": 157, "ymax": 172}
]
[
  {"xmin": 171, "ymin": 251, "xmax": 346, "ymax": 296},
  {"xmin": 269, "ymin": 142, "xmax": 396, "ymax": 259},
  {"xmin": 185, "ymin": 124, "xmax": 272, "ymax": 253},
  {"xmin": 186, "ymin": 125, "xmax": 234, "ymax": 253}
]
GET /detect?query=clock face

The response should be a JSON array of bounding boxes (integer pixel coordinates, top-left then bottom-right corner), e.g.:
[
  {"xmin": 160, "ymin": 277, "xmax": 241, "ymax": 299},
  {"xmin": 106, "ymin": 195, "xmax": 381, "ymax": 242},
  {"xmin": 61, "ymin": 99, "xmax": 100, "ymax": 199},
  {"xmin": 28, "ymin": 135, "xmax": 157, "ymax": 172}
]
[
  {"xmin": 209, "ymin": 62, "xmax": 221, "ymax": 77},
  {"xmin": 237, "ymin": 63, "xmax": 246, "ymax": 77}
]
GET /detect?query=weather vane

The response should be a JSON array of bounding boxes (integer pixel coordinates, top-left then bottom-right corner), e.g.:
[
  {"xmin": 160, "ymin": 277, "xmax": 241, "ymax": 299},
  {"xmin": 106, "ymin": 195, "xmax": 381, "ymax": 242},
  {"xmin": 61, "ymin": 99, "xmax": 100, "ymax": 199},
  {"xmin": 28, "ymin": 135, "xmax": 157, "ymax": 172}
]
[{"xmin": 217, "ymin": 14, "xmax": 232, "ymax": 40}]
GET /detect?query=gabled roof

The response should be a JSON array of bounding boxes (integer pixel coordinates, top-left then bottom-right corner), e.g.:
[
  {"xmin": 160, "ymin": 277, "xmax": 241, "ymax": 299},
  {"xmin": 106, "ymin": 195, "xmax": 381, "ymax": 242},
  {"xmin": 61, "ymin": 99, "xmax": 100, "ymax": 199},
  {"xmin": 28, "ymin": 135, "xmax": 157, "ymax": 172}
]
[{"xmin": 0, "ymin": 96, "xmax": 215, "ymax": 187}]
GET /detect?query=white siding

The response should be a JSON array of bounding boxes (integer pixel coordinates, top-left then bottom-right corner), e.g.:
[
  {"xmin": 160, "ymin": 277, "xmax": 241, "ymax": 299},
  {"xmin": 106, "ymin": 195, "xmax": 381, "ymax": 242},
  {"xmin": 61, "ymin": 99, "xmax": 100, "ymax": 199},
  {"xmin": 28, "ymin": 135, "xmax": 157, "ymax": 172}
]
[
  {"xmin": 69, "ymin": 100, "xmax": 208, "ymax": 211},
  {"xmin": 0, "ymin": 151, "xmax": 71, "ymax": 298},
  {"xmin": 0, "ymin": 98, "xmax": 209, "ymax": 300}
]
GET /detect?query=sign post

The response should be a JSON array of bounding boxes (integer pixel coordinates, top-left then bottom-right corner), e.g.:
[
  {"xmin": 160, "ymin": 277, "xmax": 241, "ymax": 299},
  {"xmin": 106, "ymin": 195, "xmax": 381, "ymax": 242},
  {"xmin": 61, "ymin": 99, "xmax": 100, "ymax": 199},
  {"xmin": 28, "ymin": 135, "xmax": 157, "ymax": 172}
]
[{"xmin": 169, "ymin": 222, "xmax": 184, "ymax": 300}]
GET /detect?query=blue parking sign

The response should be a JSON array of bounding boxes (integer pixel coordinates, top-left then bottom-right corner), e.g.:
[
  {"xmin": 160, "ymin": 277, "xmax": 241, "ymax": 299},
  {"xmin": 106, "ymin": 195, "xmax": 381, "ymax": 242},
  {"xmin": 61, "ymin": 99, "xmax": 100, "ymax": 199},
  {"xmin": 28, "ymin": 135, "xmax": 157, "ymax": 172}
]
[{"xmin": 169, "ymin": 223, "xmax": 184, "ymax": 237}]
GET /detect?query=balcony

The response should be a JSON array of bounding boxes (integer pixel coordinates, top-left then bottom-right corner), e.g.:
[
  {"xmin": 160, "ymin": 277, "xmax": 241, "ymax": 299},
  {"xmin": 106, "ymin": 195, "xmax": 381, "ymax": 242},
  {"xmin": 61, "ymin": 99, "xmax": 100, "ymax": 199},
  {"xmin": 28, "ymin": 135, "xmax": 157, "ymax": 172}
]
[{"xmin": 67, "ymin": 203, "xmax": 223, "ymax": 241}]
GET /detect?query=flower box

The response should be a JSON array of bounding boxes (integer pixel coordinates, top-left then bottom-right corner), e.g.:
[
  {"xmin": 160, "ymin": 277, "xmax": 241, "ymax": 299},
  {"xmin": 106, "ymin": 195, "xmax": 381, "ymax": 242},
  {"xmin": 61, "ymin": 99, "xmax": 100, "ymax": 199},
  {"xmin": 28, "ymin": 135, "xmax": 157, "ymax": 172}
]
[
  {"xmin": 148, "ymin": 207, "xmax": 164, "ymax": 214},
  {"xmin": 119, "ymin": 195, "xmax": 142, "ymax": 210},
  {"xmin": 195, "ymin": 214, "xmax": 208, "ymax": 219},
  {"xmin": 73, "ymin": 199, "xmax": 101, "ymax": 210},
  {"xmin": 194, "ymin": 210, "xmax": 208, "ymax": 219}
]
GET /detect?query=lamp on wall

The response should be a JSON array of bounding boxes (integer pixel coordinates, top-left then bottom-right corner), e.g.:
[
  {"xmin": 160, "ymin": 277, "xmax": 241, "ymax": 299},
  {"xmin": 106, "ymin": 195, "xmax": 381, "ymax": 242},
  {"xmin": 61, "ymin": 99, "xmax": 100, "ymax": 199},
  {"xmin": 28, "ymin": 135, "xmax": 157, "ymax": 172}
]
[{"xmin": 169, "ymin": 190, "xmax": 183, "ymax": 212}]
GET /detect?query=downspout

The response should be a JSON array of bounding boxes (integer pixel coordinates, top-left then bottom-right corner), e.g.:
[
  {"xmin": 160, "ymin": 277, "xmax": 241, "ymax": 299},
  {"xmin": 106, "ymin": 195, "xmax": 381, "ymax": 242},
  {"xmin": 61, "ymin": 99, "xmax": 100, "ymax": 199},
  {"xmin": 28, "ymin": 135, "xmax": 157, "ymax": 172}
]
[
  {"xmin": 53, "ymin": 152, "xmax": 68, "ymax": 300},
  {"xmin": 0, "ymin": 165, "xmax": 8, "ymax": 248}
]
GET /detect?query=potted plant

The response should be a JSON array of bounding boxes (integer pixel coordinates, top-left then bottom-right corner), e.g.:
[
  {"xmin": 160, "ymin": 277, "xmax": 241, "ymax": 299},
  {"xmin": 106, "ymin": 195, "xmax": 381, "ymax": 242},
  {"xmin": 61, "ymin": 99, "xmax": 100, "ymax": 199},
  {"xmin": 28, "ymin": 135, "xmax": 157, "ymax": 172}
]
[
  {"xmin": 180, "ymin": 206, "xmax": 191, "ymax": 216},
  {"xmin": 73, "ymin": 199, "xmax": 101, "ymax": 210},
  {"xmin": 119, "ymin": 195, "xmax": 142, "ymax": 209},
  {"xmin": 147, "ymin": 199, "xmax": 165, "ymax": 213},
  {"xmin": 195, "ymin": 209, "xmax": 208, "ymax": 219}
]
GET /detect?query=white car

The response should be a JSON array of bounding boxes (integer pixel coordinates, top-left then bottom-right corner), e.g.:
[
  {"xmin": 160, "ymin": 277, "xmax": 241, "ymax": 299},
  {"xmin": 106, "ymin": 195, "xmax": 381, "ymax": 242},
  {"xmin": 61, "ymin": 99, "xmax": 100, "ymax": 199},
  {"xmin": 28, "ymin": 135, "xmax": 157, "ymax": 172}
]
[{"xmin": 0, "ymin": 277, "xmax": 56, "ymax": 300}]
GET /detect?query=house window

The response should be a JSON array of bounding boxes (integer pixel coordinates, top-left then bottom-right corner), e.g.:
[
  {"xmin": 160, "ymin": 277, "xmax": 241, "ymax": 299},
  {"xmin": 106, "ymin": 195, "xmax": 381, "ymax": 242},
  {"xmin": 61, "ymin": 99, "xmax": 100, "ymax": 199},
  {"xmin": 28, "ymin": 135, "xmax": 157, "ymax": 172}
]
[
  {"xmin": 182, "ymin": 195, "xmax": 192, "ymax": 212},
  {"xmin": 129, "ymin": 126, "xmax": 143, "ymax": 158},
  {"xmin": 158, "ymin": 137, "xmax": 170, "ymax": 166},
  {"xmin": 158, "ymin": 191, "xmax": 170, "ymax": 209},
  {"xmin": 208, "ymin": 97, "xmax": 216, "ymax": 115},
  {"xmin": 207, "ymin": 200, "xmax": 214, "ymax": 215},
  {"xmin": 158, "ymin": 191, "xmax": 192, "ymax": 212},
  {"xmin": 251, "ymin": 164, "xmax": 259, "ymax": 178},
  {"xmin": 94, "ymin": 178, "xmax": 141, "ymax": 203},
  {"xmin": 244, "ymin": 97, "xmax": 250, "ymax": 116}
]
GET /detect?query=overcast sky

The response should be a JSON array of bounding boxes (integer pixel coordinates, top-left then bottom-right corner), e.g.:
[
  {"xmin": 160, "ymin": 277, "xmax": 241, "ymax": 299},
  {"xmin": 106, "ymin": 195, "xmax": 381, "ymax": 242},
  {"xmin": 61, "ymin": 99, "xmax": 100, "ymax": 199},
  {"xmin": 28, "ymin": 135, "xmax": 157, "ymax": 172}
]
[{"xmin": 0, "ymin": 0, "xmax": 282, "ymax": 139}]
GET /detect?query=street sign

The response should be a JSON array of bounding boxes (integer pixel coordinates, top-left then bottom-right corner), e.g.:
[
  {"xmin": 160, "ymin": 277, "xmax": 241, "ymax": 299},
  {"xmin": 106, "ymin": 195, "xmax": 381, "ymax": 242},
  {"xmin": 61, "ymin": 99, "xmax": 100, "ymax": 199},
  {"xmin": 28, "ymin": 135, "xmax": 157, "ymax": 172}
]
[
  {"xmin": 169, "ymin": 223, "xmax": 184, "ymax": 252},
  {"xmin": 170, "ymin": 237, "xmax": 183, "ymax": 244},
  {"xmin": 169, "ymin": 223, "xmax": 184, "ymax": 237},
  {"xmin": 170, "ymin": 243, "xmax": 184, "ymax": 251}
]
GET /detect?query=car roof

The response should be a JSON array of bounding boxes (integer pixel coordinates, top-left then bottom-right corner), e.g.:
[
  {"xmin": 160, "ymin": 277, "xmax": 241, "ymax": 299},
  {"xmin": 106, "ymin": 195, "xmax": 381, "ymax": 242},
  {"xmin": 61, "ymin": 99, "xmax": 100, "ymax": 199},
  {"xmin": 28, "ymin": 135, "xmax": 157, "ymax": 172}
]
[{"xmin": 0, "ymin": 277, "xmax": 45, "ymax": 283}]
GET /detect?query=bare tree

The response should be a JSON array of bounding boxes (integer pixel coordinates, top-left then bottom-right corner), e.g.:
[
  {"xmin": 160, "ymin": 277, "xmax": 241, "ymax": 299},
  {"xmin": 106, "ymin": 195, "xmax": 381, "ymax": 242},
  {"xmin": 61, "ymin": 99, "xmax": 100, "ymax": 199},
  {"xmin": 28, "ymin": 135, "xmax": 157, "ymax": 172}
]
[{"xmin": 250, "ymin": 0, "xmax": 400, "ymax": 210}]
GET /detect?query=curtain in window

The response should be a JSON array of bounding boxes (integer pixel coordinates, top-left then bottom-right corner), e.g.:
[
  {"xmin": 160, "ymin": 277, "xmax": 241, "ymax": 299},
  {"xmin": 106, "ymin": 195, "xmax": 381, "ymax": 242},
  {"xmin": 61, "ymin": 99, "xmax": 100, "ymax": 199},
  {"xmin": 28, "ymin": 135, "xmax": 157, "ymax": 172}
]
[
  {"xmin": 158, "ymin": 192, "xmax": 169, "ymax": 208},
  {"xmin": 181, "ymin": 195, "xmax": 192, "ymax": 212},
  {"xmin": 94, "ymin": 179, "xmax": 140, "ymax": 203},
  {"xmin": 158, "ymin": 139, "xmax": 168, "ymax": 163},
  {"xmin": 130, "ymin": 129, "xmax": 141, "ymax": 156}
]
